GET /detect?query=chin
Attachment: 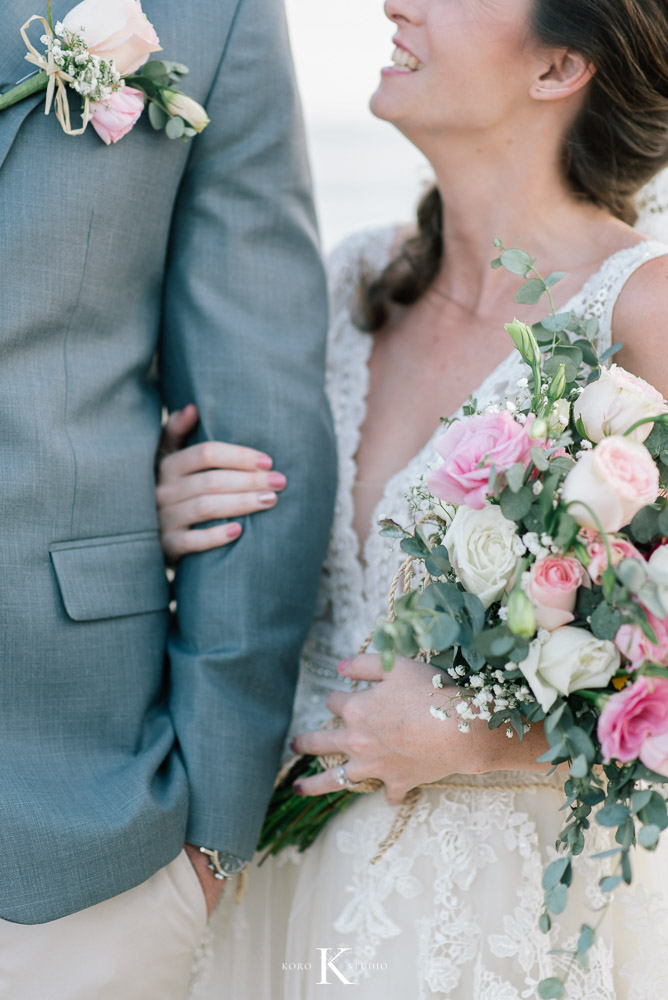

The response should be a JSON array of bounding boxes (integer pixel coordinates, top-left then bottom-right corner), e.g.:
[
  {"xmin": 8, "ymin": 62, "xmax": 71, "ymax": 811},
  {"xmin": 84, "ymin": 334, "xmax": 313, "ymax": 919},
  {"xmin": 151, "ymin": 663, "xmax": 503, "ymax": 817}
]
[{"xmin": 369, "ymin": 85, "xmax": 400, "ymax": 124}]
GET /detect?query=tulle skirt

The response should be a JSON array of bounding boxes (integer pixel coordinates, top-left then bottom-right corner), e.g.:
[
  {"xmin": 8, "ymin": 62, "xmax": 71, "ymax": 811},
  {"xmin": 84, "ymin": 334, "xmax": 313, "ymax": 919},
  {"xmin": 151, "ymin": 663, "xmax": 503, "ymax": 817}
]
[{"xmin": 189, "ymin": 771, "xmax": 668, "ymax": 999}]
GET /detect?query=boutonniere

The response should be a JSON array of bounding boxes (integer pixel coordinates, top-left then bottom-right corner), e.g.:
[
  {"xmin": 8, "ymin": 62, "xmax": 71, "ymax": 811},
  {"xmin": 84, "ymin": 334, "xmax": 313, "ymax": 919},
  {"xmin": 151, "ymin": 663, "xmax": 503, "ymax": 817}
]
[{"xmin": 0, "ymin": 0, "xmax": 210, "ymax": 145}]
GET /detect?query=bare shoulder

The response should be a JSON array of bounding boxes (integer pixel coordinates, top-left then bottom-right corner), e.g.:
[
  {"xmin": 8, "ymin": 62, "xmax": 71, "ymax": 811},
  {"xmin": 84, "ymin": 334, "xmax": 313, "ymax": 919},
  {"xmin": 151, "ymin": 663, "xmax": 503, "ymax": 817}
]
[{"xmin": 611, "ymin": 251, "xmax": 668, "ymax": 398}]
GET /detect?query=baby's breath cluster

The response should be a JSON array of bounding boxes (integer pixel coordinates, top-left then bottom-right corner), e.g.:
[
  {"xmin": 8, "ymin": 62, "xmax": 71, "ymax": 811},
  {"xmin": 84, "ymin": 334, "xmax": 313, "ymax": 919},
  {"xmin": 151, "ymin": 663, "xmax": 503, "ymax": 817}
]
[
  {"xmin": 46, "ymin": 23, "xmax": 122, "ymax": 104},
  {"xmin": 430, "ymin": 667, "xmax": 532, "ymax": 737}
]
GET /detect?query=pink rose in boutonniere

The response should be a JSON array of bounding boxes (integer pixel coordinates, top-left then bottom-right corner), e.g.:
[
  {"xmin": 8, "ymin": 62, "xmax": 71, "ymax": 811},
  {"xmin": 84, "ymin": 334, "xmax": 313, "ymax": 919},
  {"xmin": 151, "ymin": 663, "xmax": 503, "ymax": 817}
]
[
  {"xmin": 90, "ymin": 85, "xmax": 145, "ymax": 145},
  {"xmin": 0, "ymin": 0, "xmax": 210, "ymax": 145}
]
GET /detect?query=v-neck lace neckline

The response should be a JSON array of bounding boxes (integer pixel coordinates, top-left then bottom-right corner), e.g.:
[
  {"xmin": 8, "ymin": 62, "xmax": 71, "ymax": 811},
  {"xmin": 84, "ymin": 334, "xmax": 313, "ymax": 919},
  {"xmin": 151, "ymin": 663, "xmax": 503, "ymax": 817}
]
[{"xmin": 312, "ymin": 227, "xmax": 668, "ymax": 659}]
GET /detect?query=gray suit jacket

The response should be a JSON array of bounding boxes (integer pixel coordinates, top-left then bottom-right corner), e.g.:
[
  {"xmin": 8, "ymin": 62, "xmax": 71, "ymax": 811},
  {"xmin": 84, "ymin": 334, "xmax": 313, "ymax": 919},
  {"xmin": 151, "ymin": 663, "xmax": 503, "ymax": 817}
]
[{"xmin": 0, "ymin": 0, "xmax": 335, "ymax": 923}]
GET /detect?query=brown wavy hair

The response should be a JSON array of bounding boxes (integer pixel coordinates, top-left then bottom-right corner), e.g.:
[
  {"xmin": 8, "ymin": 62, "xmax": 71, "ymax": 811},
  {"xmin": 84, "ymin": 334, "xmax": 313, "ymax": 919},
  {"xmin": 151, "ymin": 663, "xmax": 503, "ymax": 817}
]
[{"xmin": 358, "ymin": 0, "xmax": 668, "ymax": 330}]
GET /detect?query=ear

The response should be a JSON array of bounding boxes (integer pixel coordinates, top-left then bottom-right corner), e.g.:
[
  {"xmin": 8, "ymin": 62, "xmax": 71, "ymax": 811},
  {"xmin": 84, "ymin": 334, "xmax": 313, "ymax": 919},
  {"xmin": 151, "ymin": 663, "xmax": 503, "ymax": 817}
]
[{"xmin": 530, "ymin": 49, "xmax": 594, "ymax": 102}]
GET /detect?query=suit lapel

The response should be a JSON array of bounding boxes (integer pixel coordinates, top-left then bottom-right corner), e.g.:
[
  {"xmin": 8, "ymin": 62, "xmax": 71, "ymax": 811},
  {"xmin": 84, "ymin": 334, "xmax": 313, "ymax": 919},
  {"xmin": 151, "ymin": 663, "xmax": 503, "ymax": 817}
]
[{"xmin": 0, "ymin": 1, "xmax": 70, "ymax": 171}]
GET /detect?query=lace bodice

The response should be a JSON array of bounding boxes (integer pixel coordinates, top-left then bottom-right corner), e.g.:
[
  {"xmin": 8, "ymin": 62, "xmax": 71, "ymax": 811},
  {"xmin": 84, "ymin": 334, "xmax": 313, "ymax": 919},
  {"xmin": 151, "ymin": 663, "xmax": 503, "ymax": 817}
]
[{"xmin": 298, "ymin": 227, "xmax": 668, "ymax": 690}]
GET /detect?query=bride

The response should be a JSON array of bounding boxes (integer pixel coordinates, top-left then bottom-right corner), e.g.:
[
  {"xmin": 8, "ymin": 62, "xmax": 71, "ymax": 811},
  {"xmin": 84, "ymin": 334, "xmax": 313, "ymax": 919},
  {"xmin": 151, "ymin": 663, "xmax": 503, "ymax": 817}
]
[{"xmin": 157, "ymin": 0, "xmax": 668, "ymax": 995}]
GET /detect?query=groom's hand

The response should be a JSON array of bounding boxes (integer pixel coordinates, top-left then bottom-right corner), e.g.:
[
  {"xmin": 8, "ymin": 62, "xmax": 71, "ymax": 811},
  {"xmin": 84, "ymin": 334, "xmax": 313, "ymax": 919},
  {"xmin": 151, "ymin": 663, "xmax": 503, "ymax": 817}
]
[{"xmin": 184, "ymin": 842, "xmax": 224, "ymax": 917}]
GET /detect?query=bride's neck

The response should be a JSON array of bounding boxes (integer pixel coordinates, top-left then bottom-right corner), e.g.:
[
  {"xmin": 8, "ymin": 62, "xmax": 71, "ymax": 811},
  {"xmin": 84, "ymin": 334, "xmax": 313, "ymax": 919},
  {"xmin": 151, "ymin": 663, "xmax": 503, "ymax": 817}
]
[{"xmin": 420, "ymin": 125, "xmax": 607, "ymax": 315}]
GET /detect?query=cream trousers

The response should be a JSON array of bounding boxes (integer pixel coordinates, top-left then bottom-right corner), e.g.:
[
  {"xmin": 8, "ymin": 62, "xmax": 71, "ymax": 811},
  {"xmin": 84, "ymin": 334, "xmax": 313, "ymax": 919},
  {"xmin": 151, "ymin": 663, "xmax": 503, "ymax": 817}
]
[{"xmin": 0, "ymin": 849, "xmax": 208, "ymax": 1000}]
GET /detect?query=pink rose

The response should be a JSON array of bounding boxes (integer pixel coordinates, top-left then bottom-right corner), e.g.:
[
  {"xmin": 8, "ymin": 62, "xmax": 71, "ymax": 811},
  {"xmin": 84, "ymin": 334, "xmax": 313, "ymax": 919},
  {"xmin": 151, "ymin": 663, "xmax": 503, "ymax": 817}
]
[
  {"xmin": 526, "ymin": 555, "xmax": 584, "ymax": 631},
  {"xmin": 583, "ymin": 530, "xmax": 644, "ymax": 585},
  {"xmin": 62, "ymin": 0, "xmax": 161, "ymax": 76},
  {"xmin": 90, "ymin": 86, "xmax": 144, "ymax": 144},
  {"xmin": 428, "ymin": 411, "xmax": 533, "ymax": 509},
  {"xmin": 561, "ymin": 436, "xmax": 659, "ymax": 533},
  {"xmin": 598, "ymin": 675, "xmax": 668, "ymax": 774},
  {"xmin": 615, "ymin": 609, "xmax": 668, "ymax": 670}
]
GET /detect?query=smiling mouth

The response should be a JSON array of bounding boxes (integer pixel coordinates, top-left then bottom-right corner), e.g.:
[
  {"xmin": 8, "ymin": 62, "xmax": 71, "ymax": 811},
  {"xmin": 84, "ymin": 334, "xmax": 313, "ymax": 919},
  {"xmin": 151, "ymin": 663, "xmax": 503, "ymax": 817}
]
[{"xmin": 390, "ymin": 46, "xmax": 424, "ymax": 72}]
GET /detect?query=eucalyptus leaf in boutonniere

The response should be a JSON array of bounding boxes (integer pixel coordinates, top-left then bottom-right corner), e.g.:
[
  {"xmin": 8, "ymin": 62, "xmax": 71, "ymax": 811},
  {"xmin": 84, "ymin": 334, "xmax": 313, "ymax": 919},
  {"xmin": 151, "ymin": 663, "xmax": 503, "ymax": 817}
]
[{"xmin": 0, "ymin": 0, "xmax": 210, "ymax": 145}]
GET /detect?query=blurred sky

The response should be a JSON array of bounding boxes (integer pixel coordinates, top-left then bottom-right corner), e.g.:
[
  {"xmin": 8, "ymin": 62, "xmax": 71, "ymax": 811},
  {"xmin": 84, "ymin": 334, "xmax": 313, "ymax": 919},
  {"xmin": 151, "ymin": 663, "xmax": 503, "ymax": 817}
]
[{"xmin": 284, "ymin": 0, "xmax": 429, "ymax": 250}]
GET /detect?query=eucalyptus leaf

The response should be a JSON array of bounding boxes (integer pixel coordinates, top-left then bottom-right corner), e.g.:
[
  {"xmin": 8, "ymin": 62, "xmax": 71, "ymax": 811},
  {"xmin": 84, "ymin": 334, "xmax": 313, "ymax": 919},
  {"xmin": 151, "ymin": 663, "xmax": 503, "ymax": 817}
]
[
  {"xmin": 545, "ymin": 882, "xmax": 568, "ymax": 914},
  {"xmin": 596, "ymin": 803, "xmax": 630, "ymax": 827},
  {"xmin": 530, "ymin": 446, "xmax": 550, "ymax": 471},
  {"xmin": 539, "ymin": 913, "xmax": 551, "ymax": 934},
  {"xmin": 505, "ymin": 462, "xmax": 526, "ymax": 493},
  {"xmin": 538, "ymin": 978, "xmax": 564, "ymax": 999},
  {"xmin": 165, "ymin": 115, "xmax": 186, "ymax": 139},
  {"xmin": 577, "ymin": 924, "xmax": 594, "ymax": 955},
  {"xmin": 500, "ymin": 248, "xmax": 535, "ymax": 275},
  {"xmin": 600, "ymin": 875, "xmax": 623, "ymax": 892},
  {"xmin": 638, "ymin": 824, "xmax": 661, "ymax": 849},
  {"xmin": 590, "ymin": 602, "xmax": 623, "ymax": 641},
  {"xmin": 401, "ymin": 535, "xmax": 430, "ymax": 558},
  {"xmin": 630, "ymin": 505, "xmax": 661, "ymax": 544},
  {"xmin": 500, "ymin": 486, "xmax": 533, "ymax": 521},
  {"xmin": 543, "ymin": 271, "xmax": 567, "ymax": 288},
  {"xmin": 631, "ymin": 789, "xmax": 653, "ymax": 813},
  {"xmin": 540, "ymin": 312, "xmax": 571, "ymax": 333},
  {"xmin": 570, "ymin": 754, "xmax": 589, "ymax": 778},
  {"xmin": 147, "ymin": 101, "xmax": 168, "ymax": 130},
  {"xmin": 544, "ymin": 354, "xmax": 578, "ymax": 384},
  {"xmin": 514, "ymin": 278, "xmax": 546, "ymax": 305},
  {"xmin": 423, "ymin": 614, "xmax": 460, "ymax": 652},
  {"xmin": 542, "ymin": 857, "xmax": 570, "ymax": 890},
  {"xmin": 599, "ymin": 342, "xmax": 623, "ymax": 363}
]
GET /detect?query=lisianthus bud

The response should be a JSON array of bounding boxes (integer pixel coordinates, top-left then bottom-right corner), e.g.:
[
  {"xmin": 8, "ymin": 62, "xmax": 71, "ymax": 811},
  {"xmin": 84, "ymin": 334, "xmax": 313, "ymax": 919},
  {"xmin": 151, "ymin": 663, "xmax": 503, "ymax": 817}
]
[
  {"xmin": 162, "ymin": 89, "xmax": 209, "ymax": 132},
  {"xmin": 529, "ymin": 417, "xmax": 549, "ymax": 440},
  {"xmin": 505, "ymin": 319, "xmax": 541, "ymax": 369},
  {"xmin": 547, "ymin": 398, "xmax": 570, "ymax": 437},
  {"xmin": 506, "ymin": 588, "xmax": 536, "ymax": 639}
]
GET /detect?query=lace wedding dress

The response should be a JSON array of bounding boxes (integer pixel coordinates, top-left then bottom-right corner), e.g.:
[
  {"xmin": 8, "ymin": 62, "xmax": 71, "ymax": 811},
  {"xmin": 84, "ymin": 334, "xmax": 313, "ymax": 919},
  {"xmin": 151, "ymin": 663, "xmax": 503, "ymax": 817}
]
[{"xmin": 190, "ymin": 221, "xmax": 668, "ymax": 1000}]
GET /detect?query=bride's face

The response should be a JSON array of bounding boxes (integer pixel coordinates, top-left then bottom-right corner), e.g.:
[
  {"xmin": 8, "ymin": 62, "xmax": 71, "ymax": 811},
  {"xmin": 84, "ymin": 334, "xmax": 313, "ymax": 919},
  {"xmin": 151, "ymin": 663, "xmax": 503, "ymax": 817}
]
[{"xmin": 371, "ymin": 0, "xmax": 544, "ymax": 137}]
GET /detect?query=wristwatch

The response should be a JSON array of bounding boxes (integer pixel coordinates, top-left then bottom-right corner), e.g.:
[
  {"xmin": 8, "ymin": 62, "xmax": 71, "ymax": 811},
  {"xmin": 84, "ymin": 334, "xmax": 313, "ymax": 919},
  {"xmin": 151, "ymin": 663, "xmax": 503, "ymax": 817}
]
[{"xmin": 198, "ymin": 847, "xmax": 247, "ymax": 880}]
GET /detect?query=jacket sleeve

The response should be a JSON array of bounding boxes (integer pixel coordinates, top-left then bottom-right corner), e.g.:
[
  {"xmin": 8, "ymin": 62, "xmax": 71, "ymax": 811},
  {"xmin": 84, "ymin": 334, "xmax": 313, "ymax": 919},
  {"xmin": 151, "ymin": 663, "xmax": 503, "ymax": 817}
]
[{"xmin": 159, "ymin": 0, "xmax": 336, "ymax": 858}]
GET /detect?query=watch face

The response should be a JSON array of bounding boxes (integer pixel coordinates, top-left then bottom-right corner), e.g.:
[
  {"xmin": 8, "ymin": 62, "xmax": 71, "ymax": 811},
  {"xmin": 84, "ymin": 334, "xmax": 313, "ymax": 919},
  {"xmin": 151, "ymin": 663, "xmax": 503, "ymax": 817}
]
[{"xmin": 216, "ymin": 853, "xmax": 247, "ymax": 877}]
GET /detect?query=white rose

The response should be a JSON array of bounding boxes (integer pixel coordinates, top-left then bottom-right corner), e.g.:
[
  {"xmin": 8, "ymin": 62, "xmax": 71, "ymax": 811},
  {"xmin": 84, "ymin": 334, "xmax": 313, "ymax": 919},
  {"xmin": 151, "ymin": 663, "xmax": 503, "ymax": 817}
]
[
  {"xmin": 574, "ymin": 364, "xmax": 668, "ymax": 444},
  {"xmin": 519, "ymin": 626, "xmax": 620, "ymax": 712},
  {"xmin": 444, "ymin": 505, "xmax": 522, "ymax": 609}
]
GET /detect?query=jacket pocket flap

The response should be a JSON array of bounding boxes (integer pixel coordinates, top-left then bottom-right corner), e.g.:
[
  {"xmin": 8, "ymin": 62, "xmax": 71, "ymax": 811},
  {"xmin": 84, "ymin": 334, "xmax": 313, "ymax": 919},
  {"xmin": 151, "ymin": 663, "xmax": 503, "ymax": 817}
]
[{"xmin": 50, "ymin": 532, "xmax": 170, "ymax": 622}]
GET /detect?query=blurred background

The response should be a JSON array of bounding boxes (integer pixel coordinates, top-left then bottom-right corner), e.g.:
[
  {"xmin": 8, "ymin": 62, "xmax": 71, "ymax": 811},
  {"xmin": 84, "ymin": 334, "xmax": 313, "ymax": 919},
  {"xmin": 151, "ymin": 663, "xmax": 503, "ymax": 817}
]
[{"xmin": 284, "ymin": 0, "xmax": 429, "ymax": 251}]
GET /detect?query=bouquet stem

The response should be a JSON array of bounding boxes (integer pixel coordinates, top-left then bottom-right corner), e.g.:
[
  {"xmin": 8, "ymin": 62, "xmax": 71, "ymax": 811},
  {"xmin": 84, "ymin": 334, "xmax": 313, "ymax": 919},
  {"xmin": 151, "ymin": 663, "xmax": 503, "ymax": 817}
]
[{"xmin": 0, "ymin": 71, "xmax": 48, "ymax": 112}]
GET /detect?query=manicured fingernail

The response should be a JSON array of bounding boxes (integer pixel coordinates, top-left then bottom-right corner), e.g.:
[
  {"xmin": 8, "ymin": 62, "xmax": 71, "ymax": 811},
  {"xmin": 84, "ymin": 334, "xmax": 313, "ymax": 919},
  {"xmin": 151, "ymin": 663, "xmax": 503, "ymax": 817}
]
[
  {"xmin": 293, "ymin": 782, "xmax": 304, "ymax": 796},
  {"xmin": 258, "ymin": 492, "xmax": 277, "ymax": 506},
  {"xmin": 337, "ymin": 659, "xmax": 351, "ymax": 674},
  {"xmin": 268, "ymin": 472, "xmax": 287, "ymax": 489},
  {"xmin": 289, "ymin": 739, "xmax": 298, "ymax": 753},
  {"xmin": 226, "ymin": 523, "xmax": 242, "ymax": 539},
  {"xmin": 256, "ymin": 454, "xmax": 273, "ymax": 470}
]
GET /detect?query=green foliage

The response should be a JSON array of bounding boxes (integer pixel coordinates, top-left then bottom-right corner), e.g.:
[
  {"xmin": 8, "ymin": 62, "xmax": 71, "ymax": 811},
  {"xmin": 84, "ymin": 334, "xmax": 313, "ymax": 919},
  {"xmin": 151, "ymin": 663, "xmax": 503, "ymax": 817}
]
[{"xmin": 538, "ymin": 978, "xmax": 565, "ymax": 999}]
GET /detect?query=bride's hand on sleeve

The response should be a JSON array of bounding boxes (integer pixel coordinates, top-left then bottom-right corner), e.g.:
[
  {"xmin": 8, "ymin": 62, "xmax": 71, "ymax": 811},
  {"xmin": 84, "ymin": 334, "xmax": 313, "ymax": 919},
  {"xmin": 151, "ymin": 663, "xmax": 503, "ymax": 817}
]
[
  {"xmin": 156, "ymin": 404, "xmax": 287, "ymax": 564},
  {"xmin": 291, "ymin": 654, "xmax": 552, "ymax": 806}
]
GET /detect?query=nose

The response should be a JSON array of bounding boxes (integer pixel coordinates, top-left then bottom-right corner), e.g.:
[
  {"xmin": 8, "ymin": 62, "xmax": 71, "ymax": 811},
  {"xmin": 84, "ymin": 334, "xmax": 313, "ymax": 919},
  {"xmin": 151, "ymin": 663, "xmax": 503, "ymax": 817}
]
[{"xmin": 384, "ymin": 0, "xmax": 421, "ymax": 25}]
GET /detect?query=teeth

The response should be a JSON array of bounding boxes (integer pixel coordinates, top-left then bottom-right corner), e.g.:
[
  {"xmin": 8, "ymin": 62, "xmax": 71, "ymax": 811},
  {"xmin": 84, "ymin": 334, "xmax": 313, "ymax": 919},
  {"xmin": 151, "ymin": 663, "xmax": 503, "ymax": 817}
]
[{"xmin": 391, "ymin": 46, "xmax": 422, "ymax": 71}]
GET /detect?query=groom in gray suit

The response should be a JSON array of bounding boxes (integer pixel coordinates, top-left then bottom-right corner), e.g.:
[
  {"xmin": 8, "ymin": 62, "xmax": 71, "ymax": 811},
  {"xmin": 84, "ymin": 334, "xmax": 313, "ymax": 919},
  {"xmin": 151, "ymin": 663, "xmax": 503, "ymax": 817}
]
[{"xmin": 0, "ymin": 0, "xmax": 335, "ymax": 995}]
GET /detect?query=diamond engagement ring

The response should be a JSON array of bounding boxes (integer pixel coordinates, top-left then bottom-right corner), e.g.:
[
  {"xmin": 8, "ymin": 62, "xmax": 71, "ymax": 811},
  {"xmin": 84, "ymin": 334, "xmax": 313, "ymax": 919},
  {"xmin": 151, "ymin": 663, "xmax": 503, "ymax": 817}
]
[{"xmin": 336, "ymin": 762, "xmax": 362, "ymax": 789}]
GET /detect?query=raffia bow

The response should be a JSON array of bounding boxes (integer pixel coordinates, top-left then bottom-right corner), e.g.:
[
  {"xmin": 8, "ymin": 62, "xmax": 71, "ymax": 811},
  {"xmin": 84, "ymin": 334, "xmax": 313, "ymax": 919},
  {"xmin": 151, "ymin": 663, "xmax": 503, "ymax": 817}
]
[{"xmin": 20, "ymin": 15, "xmax": 90, "ymax": 136}]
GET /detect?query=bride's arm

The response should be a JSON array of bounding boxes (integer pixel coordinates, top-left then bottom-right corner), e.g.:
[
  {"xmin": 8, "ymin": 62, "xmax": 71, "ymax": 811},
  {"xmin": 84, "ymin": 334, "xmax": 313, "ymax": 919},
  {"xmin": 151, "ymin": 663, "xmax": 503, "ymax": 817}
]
[
  {"xmin": 156, "ymin": 405, "xmax": 287, "ymax": 564},
  {"xmin": 291, "ymin": 654, "xmax": 558, "ymax": 806}
]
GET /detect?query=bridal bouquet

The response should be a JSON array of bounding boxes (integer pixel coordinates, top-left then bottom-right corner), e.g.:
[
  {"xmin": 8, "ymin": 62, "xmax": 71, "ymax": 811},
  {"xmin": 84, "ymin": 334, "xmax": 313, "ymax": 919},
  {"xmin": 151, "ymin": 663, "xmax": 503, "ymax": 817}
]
[
  {"xmin": 0, "ymin": 0, "xmax": 209, "ymax": 145},
  {"xmin": 261, "ymin": 243, "xmax": 668, "ymax": 998}
]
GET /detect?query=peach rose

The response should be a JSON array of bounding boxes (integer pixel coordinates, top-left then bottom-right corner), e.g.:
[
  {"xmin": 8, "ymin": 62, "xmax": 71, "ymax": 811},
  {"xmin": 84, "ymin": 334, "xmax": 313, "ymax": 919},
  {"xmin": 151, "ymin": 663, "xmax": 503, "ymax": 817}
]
[
  {"xmin": 62, "ymin": 0, "xmax": 161, "ymax": 76},
  {"xmin": 574, "ymin": 364, "xmax": 668, "ymax": 444},
  {"xmin": 90, "ymin": 85, "xmax": 144, "ymax": 144},
  {"xmin": 582, "ymin": 530, "xmax": 644, "ymax": 585},
  {"xmin": 525, "ymin": 555, "xmax": 584, "ymax": 631},
  {"xmin": 561, "ymin": 436, "xmax": 659, "ymax": 533}
]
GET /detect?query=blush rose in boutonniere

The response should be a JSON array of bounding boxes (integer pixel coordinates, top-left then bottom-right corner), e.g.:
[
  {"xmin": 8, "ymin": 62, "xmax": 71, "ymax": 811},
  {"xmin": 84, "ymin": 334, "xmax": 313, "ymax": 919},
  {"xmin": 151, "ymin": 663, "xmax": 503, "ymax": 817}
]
[{"xmin": 0, "ymin": 0, "xmax": 210, "ymax": 145}]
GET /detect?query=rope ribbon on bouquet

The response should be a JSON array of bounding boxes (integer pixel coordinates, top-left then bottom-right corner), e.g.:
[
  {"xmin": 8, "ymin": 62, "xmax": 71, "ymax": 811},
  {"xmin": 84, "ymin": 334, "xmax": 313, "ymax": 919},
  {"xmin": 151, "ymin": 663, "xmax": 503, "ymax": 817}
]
[{"xmin": 20, "ymin": 15, "xmax": 90, "ymax": 136}]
